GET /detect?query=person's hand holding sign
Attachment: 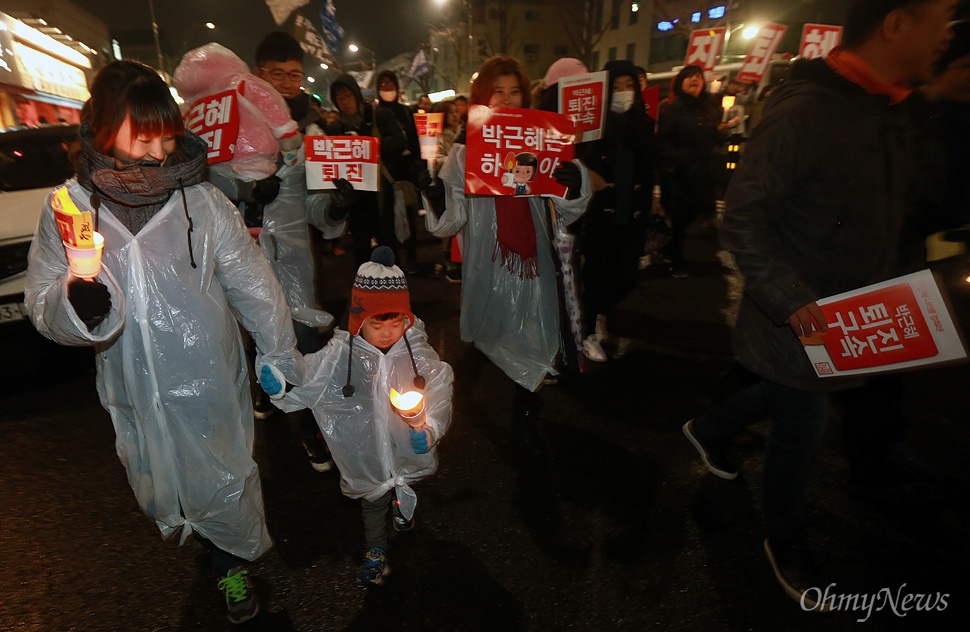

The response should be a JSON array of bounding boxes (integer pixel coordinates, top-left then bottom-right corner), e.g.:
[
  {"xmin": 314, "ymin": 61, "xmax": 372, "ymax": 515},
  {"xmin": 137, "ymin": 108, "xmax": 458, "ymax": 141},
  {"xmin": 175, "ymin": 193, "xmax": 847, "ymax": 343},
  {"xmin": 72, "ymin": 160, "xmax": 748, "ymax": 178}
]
[{"xmin": 552, "ymin": 161, "xmax": 582, "ymax": 200}]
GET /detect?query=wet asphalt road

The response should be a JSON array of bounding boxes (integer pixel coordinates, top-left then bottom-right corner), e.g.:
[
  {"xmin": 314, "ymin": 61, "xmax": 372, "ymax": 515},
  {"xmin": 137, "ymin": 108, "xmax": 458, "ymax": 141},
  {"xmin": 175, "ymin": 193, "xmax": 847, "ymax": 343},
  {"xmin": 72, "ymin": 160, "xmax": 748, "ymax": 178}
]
[{"xmin": 2, "ymin": 225, "xmax": 969, "ymax": 631}]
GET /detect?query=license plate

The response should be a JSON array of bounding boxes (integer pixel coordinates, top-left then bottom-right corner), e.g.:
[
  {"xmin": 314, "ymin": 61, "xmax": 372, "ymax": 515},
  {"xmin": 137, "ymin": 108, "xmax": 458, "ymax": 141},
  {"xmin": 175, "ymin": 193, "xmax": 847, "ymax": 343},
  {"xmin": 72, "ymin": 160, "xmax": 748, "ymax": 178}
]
[{"xmin": 0, "ymin": 302, "xmax": 26, "ymax": 324}]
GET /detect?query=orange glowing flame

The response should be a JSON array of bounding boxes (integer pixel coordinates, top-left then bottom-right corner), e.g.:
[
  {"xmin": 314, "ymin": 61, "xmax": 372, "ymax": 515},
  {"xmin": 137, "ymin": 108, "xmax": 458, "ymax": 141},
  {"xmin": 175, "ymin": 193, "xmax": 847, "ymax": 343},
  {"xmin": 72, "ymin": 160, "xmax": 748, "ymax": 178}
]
[
  {"xmin": 503, "ymin": 152, "xmax": 517, "ymax": 171},
  {"xmin": 390, "ymin": 388, "xmax": 424, "ymax": 413}
]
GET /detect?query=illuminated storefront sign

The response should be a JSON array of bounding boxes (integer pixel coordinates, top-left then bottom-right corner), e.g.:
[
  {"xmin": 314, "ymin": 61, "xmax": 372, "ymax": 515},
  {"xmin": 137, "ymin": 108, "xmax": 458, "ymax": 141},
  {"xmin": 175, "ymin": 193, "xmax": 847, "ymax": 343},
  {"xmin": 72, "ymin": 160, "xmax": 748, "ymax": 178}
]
[{"xmin": 0, "ymin": 12, "xmax": 90, "ymax": 104}]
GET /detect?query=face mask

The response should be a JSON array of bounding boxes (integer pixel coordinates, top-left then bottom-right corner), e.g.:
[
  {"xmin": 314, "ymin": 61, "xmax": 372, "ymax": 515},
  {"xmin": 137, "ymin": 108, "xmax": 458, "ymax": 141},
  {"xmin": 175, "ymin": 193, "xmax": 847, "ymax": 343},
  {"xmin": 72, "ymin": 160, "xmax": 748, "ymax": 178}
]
[
  {"xmin": 610, "ymin": 91, "xmax": 635, "ymax": 114},
  {"xmin": 379, "ymin": 88, "xmax": 397, "ymax": 103}
]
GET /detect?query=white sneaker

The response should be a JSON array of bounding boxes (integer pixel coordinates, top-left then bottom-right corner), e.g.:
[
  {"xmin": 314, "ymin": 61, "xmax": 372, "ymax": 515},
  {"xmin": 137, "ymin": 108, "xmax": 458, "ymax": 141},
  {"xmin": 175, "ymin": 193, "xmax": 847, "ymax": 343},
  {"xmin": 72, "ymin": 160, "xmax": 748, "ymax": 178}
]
[
  {"xmin": 582, "ymin": 335, "xmax": 608, "ymax": 362},
  {"xmin": 594, "ymin": 315, "xmax": 608, "ymax": 342}
]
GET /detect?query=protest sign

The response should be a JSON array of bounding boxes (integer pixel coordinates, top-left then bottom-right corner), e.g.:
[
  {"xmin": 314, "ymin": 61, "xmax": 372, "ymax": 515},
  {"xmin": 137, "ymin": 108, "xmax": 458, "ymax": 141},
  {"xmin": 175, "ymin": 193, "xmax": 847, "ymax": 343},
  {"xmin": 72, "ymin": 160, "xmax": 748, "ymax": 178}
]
[
  {"xmin": 184, "ymin": 90, "xmax": 240, "ymax": 165},
  {"xmin": 685, "ymin": 28, "xmax": 726, "ymax": 71},
  {"xmin": 736, "ymin": 23, "xmax": 788, "ymax": 85},
  {"xmin": 304, "ymin": 135, "xmax": 381, "ymax": 191},
  {"xmin": 558, "ymin": 71, "xmax": 607, "ymax": 143},
  {"xmin": 802, "ymin": 269, "xmax": 966, "ymax": 378},
  {"xmin": 799, "ymin": 24, "xmax": 842, "ymax": 60},
  {"xmin": 464, "ymin": 105, "xmax": 575, "ymax": 197}
]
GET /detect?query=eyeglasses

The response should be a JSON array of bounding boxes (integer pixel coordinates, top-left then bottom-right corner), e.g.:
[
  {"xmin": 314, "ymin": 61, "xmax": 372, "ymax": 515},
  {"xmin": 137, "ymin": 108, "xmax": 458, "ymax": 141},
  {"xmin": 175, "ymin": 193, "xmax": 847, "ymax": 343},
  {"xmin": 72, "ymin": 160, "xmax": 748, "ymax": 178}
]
[{"xmin": 258, "ymin": 68, "xmax": 304, "ymax": 82}]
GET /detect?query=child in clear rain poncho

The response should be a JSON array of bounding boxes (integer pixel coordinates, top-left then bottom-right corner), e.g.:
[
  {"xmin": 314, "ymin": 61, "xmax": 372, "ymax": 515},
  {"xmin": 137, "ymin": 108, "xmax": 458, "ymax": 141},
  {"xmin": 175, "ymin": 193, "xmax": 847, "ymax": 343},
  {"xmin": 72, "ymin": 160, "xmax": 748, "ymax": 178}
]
[{"xmin": 258, "ymin": 247, "xmax": 454, "ymax": 588}]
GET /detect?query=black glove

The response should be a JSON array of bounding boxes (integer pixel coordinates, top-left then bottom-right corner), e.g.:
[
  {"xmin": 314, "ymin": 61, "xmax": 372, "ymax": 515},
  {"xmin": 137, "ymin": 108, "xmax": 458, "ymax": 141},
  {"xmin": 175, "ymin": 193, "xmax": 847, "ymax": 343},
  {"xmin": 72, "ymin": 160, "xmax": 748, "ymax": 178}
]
[
  {"xmin": 68, "ymin": 279, "xmax": 111, "ymax": 330},
  {"xmin": 553, "ymin": 161, "xmax": 582, "ymax": 200},
  {"xmin": 251, "ymin": 175, "xmax": 282, "ymax": 205},
  {"xmin": 328, "ymin": 178, "xmax": 356, "ymax": 222},
  {"xmin": 417, "ymin": 168, "xmax": 447, "ymax": 220}
]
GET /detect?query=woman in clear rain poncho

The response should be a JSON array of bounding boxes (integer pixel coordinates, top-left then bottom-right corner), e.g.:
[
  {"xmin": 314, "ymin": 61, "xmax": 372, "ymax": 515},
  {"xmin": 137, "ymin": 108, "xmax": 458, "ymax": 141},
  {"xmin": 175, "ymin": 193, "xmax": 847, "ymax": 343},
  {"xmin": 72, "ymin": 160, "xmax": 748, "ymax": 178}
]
[
  {"xmin": 24, "ymin": 61, "xmax": 303, "ymax": 624},
  {"xmin": 420, "ymin": 55, "xmax": 592, "ymax": 454}
]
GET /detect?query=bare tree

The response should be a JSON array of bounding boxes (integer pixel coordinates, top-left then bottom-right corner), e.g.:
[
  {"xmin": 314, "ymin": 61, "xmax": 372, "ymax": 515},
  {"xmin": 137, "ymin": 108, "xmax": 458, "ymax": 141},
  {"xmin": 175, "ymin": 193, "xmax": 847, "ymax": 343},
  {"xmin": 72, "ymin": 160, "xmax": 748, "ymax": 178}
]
[{"xmin": 553, "ymin": 0, "xmax": 611, "ymax": 68}]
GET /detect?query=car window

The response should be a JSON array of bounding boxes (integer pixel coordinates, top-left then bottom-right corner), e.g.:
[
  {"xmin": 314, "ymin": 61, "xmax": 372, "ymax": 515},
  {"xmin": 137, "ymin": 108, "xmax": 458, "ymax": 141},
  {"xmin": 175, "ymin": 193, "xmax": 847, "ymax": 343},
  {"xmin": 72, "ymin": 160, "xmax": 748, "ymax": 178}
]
[{"xmin": 0, "ymin": 126, "xmax": 78, "ymax": 192}]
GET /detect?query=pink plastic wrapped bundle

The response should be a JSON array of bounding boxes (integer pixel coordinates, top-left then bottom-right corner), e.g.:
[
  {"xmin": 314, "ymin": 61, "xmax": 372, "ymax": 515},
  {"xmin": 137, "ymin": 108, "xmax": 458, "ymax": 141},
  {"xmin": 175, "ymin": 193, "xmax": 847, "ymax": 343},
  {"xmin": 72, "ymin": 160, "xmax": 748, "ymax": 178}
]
[{"xmin": 174, "ymin": 43, "xmax": 300, "ymax": 181}]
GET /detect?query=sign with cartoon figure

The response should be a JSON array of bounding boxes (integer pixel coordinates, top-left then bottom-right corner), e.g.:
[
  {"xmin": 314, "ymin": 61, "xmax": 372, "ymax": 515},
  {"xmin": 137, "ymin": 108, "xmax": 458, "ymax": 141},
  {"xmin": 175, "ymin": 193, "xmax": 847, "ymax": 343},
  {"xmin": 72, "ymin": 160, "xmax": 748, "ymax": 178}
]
[
  {"xmin": 801, "ymin": 269, "xmax": 966, "ymax": 378},
  {"xmin": 464, "ymin": 105, "xmax": 575, "ymax": 197},
  {"xmin": 304, "ymin": 135, "xmax": 381, "ymax": 191},
  {"xmin": 558, "ymin": 71, "xmax": 607, "ymax": 143}
]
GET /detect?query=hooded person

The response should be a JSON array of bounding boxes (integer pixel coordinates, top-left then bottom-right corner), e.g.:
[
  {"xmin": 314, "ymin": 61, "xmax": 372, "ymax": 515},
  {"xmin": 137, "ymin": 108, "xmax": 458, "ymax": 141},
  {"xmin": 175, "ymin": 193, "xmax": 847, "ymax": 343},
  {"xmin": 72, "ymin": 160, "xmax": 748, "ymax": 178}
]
[
  {"xmin": 257, "ymin": 246, "xmax": 454, "ymax": 587},
  {"xmin": 574, "ymin": 60, "xmax": 656, "ymax": 362},
  {"xmin": 374, "ymin": 69, "xmax": 424, "ymax": 273},
  {"xmin": 24, "ymin": 60, "xmax": 304, "ymax": 623},
  {"xmin": 657, "ymin": 64, "xmax": 727, "ymax": 277},
  {"xmin": 327, "ymin": 73, "xmax": 410, "ymax": 266}
]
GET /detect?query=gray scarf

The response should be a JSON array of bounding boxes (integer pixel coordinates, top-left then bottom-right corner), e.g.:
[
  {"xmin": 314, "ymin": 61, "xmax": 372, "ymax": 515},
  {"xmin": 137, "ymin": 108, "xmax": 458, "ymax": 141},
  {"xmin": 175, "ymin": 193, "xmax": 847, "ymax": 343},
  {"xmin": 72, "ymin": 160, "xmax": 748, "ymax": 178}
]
[{"xmin": 75, "ymin": 123, "xmax": 208, "ymax": 235}]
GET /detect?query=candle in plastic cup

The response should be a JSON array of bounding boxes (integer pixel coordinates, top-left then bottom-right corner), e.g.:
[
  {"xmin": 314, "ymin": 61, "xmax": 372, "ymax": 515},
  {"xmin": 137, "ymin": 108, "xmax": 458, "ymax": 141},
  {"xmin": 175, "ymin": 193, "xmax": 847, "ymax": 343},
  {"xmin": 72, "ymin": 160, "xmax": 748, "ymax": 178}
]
[
  {"xmin": 390, "ymin": 388, "xmax": 425, "ymax": 425},
  {"xmin": 418, "ymin": 136, "xmax": 438, "ymax": 161},
  {"xmin": 65, "ymin": 232, "xmax": 105, "ymax": 279}
]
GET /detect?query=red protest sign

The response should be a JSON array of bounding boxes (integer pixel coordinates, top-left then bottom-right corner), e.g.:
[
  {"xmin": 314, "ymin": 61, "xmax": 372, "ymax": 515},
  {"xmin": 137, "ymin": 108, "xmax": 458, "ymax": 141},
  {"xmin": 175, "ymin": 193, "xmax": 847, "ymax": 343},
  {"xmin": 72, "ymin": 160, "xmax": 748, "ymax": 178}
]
[
  {"xmin": 304, "ymin": 136, "xmax": 381, "ymax": 192},
  {"xmin": 558, "ymin": 71, "xmax": 607, "ymax": 143},
  {"xmin": 642, "ymin": 85, "xmax": 660, "ymax": 121},
  {"xmin": 802, "ymin": 270, "xmax": 966, "ymax": 378},
  {"xmin": 736, "ymin": 23, "xmax": 788, "ymax": 85},
  {"xmin": 184, "ymin": 90, "xmax": 240, "ymax": 165},
  {"xmin": 799, "ymin": 24, "xmax": 842, "ymax": 60},
  {"xmin": 464, "ymin": 105, "xmax": 575, "ymax": 197},
  {"xmin": 685, "ymin": 28, "xmax": 726, "ymax": 71}
]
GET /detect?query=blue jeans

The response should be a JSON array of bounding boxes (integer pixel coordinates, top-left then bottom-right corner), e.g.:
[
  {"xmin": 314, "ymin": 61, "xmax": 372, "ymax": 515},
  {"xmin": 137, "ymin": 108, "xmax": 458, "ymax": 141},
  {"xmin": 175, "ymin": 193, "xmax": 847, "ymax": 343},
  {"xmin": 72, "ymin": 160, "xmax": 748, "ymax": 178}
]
[{"xmin": 693, "ymin": 379, "xmax": 828, "ymax": 547}]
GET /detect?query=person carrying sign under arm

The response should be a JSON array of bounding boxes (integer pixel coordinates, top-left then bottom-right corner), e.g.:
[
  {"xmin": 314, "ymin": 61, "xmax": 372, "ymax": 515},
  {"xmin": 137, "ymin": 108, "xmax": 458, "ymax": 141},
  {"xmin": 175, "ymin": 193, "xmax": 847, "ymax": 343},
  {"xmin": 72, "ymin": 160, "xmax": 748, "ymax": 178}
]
[
  {"xmin": 418, "ymin": 55, "xmax": 592, "ymax": 456},
  {"xmin": 681, "ymin": 0, "xmax": 959, "ymax": 611}
]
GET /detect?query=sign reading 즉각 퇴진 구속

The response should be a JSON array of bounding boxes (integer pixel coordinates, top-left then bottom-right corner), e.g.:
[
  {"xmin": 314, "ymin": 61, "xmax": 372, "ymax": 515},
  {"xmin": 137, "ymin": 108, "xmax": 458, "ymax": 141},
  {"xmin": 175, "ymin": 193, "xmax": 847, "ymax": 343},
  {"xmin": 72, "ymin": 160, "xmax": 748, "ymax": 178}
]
[{"xmin": 802, "ymin": 269, "xmax": 966, "ymax": 378}]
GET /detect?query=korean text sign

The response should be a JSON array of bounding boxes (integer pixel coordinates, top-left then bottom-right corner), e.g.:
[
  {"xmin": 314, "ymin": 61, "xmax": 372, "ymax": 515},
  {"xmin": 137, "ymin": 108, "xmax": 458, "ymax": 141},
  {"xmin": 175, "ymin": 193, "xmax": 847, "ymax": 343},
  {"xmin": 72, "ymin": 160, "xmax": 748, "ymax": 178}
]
[
  {"xmin": 304, "ymin": 136, "xmax": 381, "ymax": 192},
  {"xmin": 414, "ymin": 112, "xmax": 444, "ymax": 160},
  {"xmin": 184, "ymin": 89, "xmax": 240, "ymax": 165},
  {"xmin": 685, "ymin": 28, "xmax": 726, "ymax": 71},
  {"xmin": 736, "ymin": 23, "xmax": 788, "ymax": 85},
  {"xmin": 799, "ymin": 24, "xmax": 842, "ymax": 60},
  {"xmin": 464, "ymin": 105, "xmax": 575, "ymax": 197},
  {"xmin": 558, "ymin": 71, "xmax": 607, "ymax": 143},
  {"xmin": 802, "ymin": 269, "xmax": 966, "ymax": 378}
]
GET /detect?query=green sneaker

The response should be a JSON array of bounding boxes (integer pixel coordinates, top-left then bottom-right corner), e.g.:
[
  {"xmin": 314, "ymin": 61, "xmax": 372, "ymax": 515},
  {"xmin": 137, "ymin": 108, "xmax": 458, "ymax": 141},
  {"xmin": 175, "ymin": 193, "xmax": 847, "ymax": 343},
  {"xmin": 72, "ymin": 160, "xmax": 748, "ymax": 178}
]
[{"xmin": 217, "ymin": 566, "xmax": 260, "ymax": 624}]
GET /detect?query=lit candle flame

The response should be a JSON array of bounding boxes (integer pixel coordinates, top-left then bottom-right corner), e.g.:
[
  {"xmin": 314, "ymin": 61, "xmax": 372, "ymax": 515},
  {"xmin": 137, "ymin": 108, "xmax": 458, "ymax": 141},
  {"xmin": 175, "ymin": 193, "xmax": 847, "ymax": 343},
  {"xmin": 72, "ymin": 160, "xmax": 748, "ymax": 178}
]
[
  {"xmin": 390, "ymin": 388, "xmax": 423, "ymax": 412},
  {"xmin": 504, "ymin": 152, "xmax": 517, "ymax": 171}
]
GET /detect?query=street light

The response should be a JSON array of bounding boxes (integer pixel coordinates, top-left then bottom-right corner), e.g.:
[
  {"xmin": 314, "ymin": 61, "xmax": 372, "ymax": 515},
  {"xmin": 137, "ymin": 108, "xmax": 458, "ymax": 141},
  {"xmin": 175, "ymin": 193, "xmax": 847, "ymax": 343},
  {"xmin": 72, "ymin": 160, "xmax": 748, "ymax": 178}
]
[{"xmin": 347, "ymin": 43, "xmax": 376, "ymax": 71}]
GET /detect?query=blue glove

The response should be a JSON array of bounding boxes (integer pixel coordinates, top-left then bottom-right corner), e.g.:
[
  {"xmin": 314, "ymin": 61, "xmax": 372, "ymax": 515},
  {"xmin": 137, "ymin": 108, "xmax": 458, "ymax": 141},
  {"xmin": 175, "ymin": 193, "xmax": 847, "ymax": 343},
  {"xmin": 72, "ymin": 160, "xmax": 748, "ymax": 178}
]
[
  {"xmin": 259, "ymin": 365, "xmax": 283, "ymax": 396},
  {"xmin": 409, "ymin": 425, "xmax": 435, "ymax": 454}
]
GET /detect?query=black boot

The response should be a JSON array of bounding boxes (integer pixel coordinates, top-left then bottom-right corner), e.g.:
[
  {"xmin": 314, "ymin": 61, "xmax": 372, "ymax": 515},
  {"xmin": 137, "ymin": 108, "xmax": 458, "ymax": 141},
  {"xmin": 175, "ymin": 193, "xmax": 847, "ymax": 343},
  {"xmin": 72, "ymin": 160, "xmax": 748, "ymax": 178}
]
[{"xmin": 511, "ymin": 386, "xmax": 543, "ymax": 456}]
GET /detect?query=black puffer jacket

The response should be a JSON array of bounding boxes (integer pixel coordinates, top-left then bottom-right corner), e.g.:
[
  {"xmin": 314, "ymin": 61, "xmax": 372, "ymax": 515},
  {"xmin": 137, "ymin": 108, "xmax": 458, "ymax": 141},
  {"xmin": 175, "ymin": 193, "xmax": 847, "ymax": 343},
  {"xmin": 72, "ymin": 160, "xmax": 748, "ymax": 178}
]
[
  {"xmin": 576, "ymin": 60, "xmax": 655, "ymax": 225},
  {"xmin": 721, "ymin": 58, "xmax": 922, "ymax": 390},
  {"xmin": 327, "ymin": 73, "xmax": 408, "ymax": 169}
]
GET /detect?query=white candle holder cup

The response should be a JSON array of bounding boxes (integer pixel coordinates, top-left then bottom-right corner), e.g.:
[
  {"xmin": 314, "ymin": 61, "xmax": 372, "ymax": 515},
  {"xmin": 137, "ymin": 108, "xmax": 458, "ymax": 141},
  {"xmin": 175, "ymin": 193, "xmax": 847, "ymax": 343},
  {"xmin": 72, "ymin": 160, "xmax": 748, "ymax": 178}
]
[{"xmin": 64, "ymin": 232, "xmax": 105, "ymax": 279}]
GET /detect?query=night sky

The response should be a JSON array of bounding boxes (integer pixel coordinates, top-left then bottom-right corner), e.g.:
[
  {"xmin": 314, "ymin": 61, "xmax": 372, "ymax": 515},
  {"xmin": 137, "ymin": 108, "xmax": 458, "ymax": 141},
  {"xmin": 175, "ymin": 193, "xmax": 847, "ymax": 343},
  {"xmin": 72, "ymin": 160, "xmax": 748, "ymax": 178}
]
[{"xmin": 70, "ymin": 0, "xmax": 445, "ymax": 67}]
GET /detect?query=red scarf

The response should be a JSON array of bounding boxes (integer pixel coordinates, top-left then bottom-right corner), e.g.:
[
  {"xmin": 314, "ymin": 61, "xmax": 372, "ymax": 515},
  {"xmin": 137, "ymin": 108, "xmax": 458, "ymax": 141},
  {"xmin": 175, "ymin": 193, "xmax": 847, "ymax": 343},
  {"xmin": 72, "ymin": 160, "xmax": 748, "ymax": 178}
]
[
  {"xmin": 493, "ymin": 196, "xmax": 538, "ymax": 279},
  {"xmin": 824, "ymin": 47, "xmax": 912, "ymax": 105}
]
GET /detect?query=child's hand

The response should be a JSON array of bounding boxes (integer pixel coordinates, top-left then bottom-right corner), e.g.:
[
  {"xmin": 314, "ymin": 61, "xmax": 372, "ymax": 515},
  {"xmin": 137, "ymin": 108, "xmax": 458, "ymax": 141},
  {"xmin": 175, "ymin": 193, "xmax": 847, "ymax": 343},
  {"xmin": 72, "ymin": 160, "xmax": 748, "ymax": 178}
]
[
  {"xmin": 408, "ymin": 425, "xmax": 436, "ymax": 454},
  {"xmin": 258, "ymin": 364, "xmax": 284, "ymax": 398}
]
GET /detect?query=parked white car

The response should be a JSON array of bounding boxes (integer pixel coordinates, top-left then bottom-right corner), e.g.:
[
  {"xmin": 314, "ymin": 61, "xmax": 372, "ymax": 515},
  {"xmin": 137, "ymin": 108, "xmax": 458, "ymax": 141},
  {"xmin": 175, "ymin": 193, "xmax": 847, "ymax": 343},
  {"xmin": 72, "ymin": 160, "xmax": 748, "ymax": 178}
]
[{"xmin": 0, "ymin": 125, "xmax": 78, "ymax": 325}]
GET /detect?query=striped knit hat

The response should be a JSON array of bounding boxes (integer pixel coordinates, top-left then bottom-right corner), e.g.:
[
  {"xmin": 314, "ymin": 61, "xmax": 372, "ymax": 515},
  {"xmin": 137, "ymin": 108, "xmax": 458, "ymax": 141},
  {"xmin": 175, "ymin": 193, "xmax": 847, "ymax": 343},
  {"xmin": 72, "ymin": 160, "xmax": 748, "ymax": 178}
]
[{"xmin": 348, "ymin": 246, "xmax": 413, "ymax": 336}]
